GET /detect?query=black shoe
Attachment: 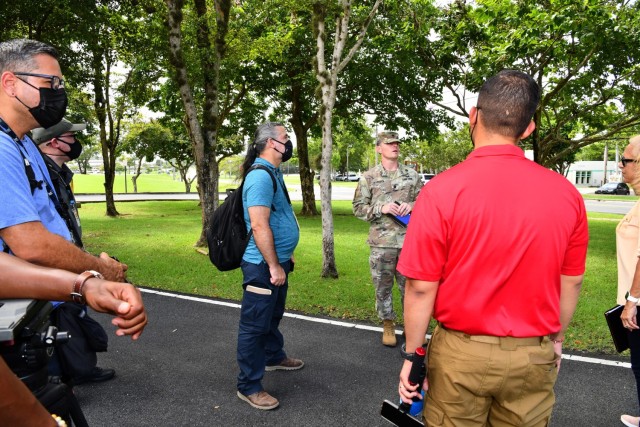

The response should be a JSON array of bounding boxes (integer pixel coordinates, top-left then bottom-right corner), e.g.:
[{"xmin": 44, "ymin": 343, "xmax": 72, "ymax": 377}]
[{"xmin": 73, "ymin": 367, "xmax": 115, "ymax": 385}]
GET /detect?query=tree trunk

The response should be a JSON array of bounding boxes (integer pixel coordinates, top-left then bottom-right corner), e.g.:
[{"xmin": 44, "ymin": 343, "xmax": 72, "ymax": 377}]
[
  {"xmin": 313, "ymin": 0, "xmax": 381, "ymax": 278},
  {"xmin": 319, "ymin": 103, "xmax": 338, "ymax": 278},
  {"xmin": 92, "ymin": 49, "xmax": 118, "ymax": 217},
  {"xmin": 290, "ymin": 90, "xmax": 318, "ymax": 216},
  {"xmin": 133, "ymin": 159, "xmax": 142, "ymax": 193},
  {"xmin": 165, "ymin": 0, "xmax": 230, "ymax": 247}
]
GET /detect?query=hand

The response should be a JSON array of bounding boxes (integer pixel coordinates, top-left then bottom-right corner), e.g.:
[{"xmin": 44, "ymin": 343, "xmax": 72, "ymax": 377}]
[
  {"xmin": 398, "ymin": 360, "xmax": 426, "ymax": 404},
  {"xmin": 622, "ymin": 302, "xmax": 639, "ymax": 330},
  {"xmin": 82, "ymin": 278, "xmax": 148, "ymax": 340},
  {"xmin": 381, "ymin": 202, "xmax": 411, "ymax": 216},
  {"xmin": 396, "ymin": 202, "xmax": 412, "ymax": 216},
  {"xmin": 552, "ymin": 340, "xmax": 563, "ymax": 372},
  {"xmin": 269, "ymin": 264, "xmax": 286, "ymax": 286},
  {"xmin": 99, "ymin": 252, "xmax": 128, "ymax": 282}
]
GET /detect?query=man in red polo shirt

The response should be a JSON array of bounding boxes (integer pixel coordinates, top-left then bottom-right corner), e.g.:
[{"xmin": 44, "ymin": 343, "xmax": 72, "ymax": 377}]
[{"xmin": 397, "ymin": 70, "xmax": 588, "ymax": 426}]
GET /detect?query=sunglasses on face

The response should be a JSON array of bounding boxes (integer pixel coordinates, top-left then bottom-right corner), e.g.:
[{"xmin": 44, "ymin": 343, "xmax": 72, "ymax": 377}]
[{"xmin": 620, "ymin": 157, "xmax": 638, "ymax": 167}]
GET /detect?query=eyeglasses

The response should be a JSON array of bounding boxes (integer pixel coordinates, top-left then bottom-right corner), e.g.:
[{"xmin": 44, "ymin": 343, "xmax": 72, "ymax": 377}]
[
  {"xmin": 14, "ymin": 72, "xmax": 65, "ymax": 90},
  {"xmin": 620, "ymin": 156, "xmax": 638, "ymax": 167}
]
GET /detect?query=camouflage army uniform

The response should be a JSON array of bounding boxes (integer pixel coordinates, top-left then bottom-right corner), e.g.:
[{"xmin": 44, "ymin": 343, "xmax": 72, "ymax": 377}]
[{"xmin": 353, "ymin": 163, "xmax": 422, "ymax": 321}]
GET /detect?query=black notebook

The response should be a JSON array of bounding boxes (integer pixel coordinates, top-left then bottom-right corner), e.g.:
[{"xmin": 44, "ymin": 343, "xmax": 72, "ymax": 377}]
[{"xmin": 604, "ymin": 305, "xmax": 629, "ymax": 353}]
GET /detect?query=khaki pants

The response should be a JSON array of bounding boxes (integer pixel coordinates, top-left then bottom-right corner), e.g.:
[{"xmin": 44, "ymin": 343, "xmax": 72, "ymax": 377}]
[{"xmin": 424, "ymin": 325, "xmax": 558, "ymax": 427}]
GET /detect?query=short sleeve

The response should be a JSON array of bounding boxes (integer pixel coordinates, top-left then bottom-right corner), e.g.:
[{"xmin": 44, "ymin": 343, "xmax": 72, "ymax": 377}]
[
  {"xmin": 560, "ymin": 197, "xmax": 589, "ymax": 276},
  {"xmin": 244, "ymin": 169, "xmax": 275, "ymax": 209}
]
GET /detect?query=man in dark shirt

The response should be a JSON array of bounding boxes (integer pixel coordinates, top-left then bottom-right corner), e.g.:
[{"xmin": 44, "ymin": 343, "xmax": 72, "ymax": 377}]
[{"xmin": 32, "ymin": 118, "xmax": 116, "ymax": 385}]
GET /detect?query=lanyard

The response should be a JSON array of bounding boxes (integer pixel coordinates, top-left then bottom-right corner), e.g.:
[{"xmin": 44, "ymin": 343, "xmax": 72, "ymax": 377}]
[{"xmin": 0, "ymin": 116, "xmax": 66, "ymax": 217}]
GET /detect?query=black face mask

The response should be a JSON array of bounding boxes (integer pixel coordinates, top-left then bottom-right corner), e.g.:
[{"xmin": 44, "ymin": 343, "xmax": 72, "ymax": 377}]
[
  {"xmin": 16, "ymin": 85, "xmax": 68, "ymax": 129},
  {"xmin": 273, "ymin": 138, "xmax": 293, "ymax": 162},
  {"xmin": 57, "ymin": 138, "xmax": 83, "ymax": 160},
  {"xmin": 31, "ymin": 88, "xmax": 68, "ymax": 128}
]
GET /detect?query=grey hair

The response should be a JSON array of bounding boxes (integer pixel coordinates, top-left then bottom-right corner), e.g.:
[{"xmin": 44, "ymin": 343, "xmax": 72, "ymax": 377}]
[
  {"xmin": 0, "ymin": 39, "xmax": 59, "ymax": 74},
  {"xmin": 241, "ymin": 121, "xmax": 284, "ymax": 177}
]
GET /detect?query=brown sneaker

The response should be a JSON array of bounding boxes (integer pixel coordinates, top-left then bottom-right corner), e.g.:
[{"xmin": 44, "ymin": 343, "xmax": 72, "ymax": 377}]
[
  {"xmin": 265, "ymin": 357, "xmax": 305, "ymax": 371},
  {"xmin": 237, "ymin": 390, "xmax": 279, "ymax": 410}
]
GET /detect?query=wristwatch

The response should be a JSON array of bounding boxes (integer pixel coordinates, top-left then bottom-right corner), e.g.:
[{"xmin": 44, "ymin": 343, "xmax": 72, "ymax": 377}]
[
  {"xmin": 401, "ymin": 343, "xmax": 424, "ymax": 362},
  {"xmin": 627, "ymin": 293, "xmax": 640, "ymax": 304}
]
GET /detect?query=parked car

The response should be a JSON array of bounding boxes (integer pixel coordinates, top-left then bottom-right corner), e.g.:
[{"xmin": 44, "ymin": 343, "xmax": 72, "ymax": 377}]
[
  {"xmin": 333, "ymin": 173, "xmax": 344, "ymax": 181},
  {"xmin": 595, "ymin": 182, "xmax": 630, "ymax": 195},
  {"xmin": 420, "ymin": 173, "xmax": 435, "ymax": 184},
  {"xmin": 346, "ymin": 172, "xmax": 359, "ymax": 182}
]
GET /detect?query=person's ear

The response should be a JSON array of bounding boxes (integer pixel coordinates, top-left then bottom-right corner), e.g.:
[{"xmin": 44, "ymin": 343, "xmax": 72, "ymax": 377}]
[
  {"xmin": 1, "ymin": 71, "xmax": 17, "ymax": 96},
  {"xmin": 520, "ymin": 121, "xmax": 536, "ymax": 140},
  {"xmin": 469, "ymin": 106, "xmax": 478, "ymax": 127}
]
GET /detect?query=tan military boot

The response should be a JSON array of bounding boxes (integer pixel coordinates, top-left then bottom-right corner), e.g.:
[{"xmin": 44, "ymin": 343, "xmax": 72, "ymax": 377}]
[{"xmin": 382, "ymin": 320, "xmax": 397, "ymax": 347}]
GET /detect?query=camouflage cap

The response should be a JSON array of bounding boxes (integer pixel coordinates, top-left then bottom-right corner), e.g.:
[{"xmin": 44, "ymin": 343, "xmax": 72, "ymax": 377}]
[{"xmin": 376, "ymin": 131, "xmax": 401, "ymax": 145}]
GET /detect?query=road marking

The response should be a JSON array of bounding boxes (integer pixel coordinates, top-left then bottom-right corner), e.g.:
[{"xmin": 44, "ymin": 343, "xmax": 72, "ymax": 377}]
[{"xmin": 141, "ymin": 288, "xmax": 631, "ymax": 369}]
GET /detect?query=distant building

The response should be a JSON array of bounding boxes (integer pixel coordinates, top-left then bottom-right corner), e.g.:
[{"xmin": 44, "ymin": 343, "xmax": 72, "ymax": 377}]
[{"xmin": 565, "ymin": 161, "xmax": 621, "ymax": 187}]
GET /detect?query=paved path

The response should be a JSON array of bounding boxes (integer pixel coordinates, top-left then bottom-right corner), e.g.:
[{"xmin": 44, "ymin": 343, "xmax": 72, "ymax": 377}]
[
  {"xmin": 74, "ymin": 289, "xmax": 636, "ymax": 427},
  {"xmin": 76, "ymin": 189, "xmax": 635, "ymax": 215}
]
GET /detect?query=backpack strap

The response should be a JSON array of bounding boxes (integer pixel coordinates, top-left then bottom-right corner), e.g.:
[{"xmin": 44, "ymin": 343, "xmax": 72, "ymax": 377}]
[
  {"xmin": 246, "ymin": 164, "xmax": 279, "ymax": 211},
  {"xmin": 248, "ymin": 164, "xmax": 277, "ymax": 192},
  {"xmin": 247, "ymin": 164, "xmax": 291, "ymax": 205}
]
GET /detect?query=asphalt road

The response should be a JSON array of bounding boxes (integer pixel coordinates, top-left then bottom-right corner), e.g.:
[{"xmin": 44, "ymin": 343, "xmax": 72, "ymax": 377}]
[{"xmin": 73, "ymin": 289, "xmax": 637, "ymax": 427}]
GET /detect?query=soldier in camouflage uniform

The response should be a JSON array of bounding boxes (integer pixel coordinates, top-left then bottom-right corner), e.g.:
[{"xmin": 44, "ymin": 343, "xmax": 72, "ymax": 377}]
[{"xmin": 352, "ymin": 131, "xmax": 422, "ymax": 347}]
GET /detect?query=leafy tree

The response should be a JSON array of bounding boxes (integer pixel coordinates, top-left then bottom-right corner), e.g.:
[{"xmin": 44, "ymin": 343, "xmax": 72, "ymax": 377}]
[
  {"xmin": 121, "ymin": 121, "xmax": 174, "ymax": 193},
  {"xmin": 407, "ymin": 0, "xmax": 640, "ymax": 169},
  {"xmin": 402, "ymin": 123, "xmax": 473, "ymax": 173},
  {"xmin": 313, "ymin": 0, "xmax": 382, "ymax": 278}
]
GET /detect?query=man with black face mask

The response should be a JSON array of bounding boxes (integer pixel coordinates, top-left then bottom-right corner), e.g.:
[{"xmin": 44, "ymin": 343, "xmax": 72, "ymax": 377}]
[
  {"xmin": 0, "ymin": 40, "xmax": 133, "ymax": 407},
  {"xmin": 235, "ymin": 122, "xmax": 302, "ymax": 411},
  {"xmin": 32, "ymin": 118, "xmax": 117, "ymax": 386},
  {"xmin": 33, "ymin": 119, "xmax": 86, "ymax": 247},
  {"xmin": 0, "ymin": 39, "xmax": 126, "ymax": 278}
]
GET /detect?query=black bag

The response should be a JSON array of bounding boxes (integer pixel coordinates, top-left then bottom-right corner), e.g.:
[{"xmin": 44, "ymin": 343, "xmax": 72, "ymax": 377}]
[
  {"xmin": 207, "ymin": 164, "xmax": 277, "ymax": 271},
  {"xmin": 53, "ymin": 303, "xmax": 108, "ymax": 377}
]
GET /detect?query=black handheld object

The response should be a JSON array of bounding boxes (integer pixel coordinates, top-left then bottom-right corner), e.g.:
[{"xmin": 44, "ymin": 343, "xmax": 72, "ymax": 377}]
[
  {"xmin": 380, "ymin": 346, "xmax": 426, "ymax": 426},
  {"xmin": 399, "ymin": 346, "xmax": 426, "ymax": 411}
]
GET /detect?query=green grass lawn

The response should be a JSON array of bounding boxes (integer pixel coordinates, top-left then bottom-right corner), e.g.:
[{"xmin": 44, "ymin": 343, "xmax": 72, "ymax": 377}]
[
  {"xmin": 79, "ymin": 199, "xmax": 625, "ymax": 354},
  {"xmin": 71, "ymin": 172, "xmax": 358, "ymax": 194}
]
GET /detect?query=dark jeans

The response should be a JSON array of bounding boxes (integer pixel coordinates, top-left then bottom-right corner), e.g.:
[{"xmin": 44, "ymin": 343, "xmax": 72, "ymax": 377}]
[
  {"xmin": 629, "ymin": 323, "xmax": 640, "ymax": 414},
  {"xmin": 236, "ymin": 260, "xmax": 291, "ymax": 395}
]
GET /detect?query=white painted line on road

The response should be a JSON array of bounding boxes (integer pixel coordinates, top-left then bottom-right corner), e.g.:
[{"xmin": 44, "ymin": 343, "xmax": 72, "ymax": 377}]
[
  {"xmin": 562, "ymin": 354, "xmax": 630, "ymax": 368},
  {"xmin": 140, "ymin": 288, "xmax": 631, "ymax": 368}
]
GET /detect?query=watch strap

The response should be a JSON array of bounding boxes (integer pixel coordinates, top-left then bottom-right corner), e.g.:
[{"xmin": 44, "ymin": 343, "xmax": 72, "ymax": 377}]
[
  {"xmin": 400, "ymin": 343, "xmax": 419, "ymax": 362},
  {"xmin": 71, "ymin": 270, "xmax": 103, "ymax": 304},
  {"xmin": 627, "ymin": 293, "xmax": 640, "ymax": 304}
]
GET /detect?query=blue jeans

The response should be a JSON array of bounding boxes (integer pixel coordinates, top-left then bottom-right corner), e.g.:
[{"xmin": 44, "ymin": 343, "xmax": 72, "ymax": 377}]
[
  {"xmin": 237, "ymin": 260, "xmax": 290, "ymax": 395},
  {"xmin": 629, "ymin": 321, "xmax": 640, "ymax": 413}
]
